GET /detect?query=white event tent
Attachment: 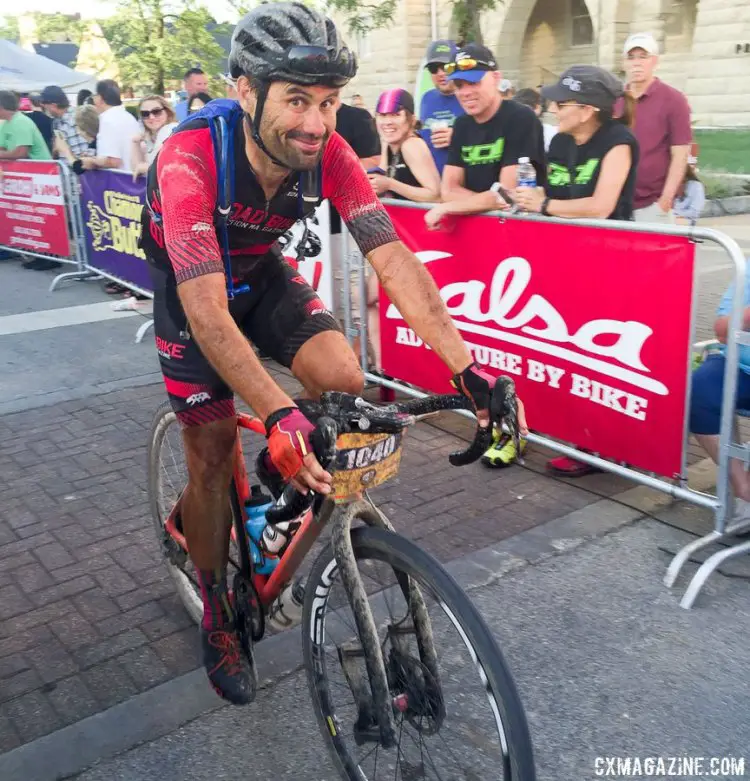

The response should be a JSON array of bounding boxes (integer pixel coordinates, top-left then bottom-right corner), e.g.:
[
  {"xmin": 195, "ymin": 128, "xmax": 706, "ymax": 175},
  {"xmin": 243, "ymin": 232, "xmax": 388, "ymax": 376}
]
[{"xmin": 0, "ymin": 39, "xmax": 97, "ymax": 94}]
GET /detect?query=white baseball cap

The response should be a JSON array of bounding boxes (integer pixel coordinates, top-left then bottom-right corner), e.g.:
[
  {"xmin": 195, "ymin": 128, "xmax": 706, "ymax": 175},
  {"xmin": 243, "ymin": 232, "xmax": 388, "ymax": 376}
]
[{"xmin": 624, "ymin": 32, "xmax": 659, "ymax": 55}]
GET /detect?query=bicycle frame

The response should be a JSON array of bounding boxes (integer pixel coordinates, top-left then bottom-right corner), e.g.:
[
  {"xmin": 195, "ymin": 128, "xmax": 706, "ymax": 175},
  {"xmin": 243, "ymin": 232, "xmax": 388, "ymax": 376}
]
[{"xmin": 162, "ymin": 407, "xmax": 437, "ymax": 748}]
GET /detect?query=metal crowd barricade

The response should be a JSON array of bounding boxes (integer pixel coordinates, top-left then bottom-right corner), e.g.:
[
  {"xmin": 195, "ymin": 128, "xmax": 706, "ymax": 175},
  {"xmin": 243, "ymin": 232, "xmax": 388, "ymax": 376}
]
[
  {"xmin": 0, "ymin": 159, "xmax": 91, "ymax": 288},
  {"xmin": 342, "ymin": 202, "xmax": 748, "ymax": 609},
  {"xmin": 76, "ymin": 169, "xmax": 154, "ymax": 343}
]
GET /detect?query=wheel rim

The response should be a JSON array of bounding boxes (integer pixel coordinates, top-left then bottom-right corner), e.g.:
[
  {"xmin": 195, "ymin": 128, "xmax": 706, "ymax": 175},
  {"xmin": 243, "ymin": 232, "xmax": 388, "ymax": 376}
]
[
  {"xmin": 150, "ymin": 409, "xmax": 203, "ymax": 624},
  {"xmin": 308, "ymin": 553, "xmax": 514, "ymax": 780}
]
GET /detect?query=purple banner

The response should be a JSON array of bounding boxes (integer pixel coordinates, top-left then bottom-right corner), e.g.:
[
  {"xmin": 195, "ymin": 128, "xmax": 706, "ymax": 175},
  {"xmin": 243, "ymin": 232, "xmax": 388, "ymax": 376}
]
[{"xmin": 79, "ymin": 170, "xmax": 152, "ymax": 292}]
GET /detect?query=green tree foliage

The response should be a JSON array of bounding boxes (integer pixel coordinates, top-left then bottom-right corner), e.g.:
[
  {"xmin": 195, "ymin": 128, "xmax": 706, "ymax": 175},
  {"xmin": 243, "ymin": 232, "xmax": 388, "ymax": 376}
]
[
  {"xmin": 101, "ymin": 0, "xmax": 225, "ymax": 94},
  {"xmin": 33, "ymin": 13, "xmax": 86, "ymax": 46},
  {"xmin": 326, "ymin": 0, "xmax": 503, "ymax": 45},
  {"xmin": 0, "ymin": 15, "xmax": 20, "ymax": 43}
]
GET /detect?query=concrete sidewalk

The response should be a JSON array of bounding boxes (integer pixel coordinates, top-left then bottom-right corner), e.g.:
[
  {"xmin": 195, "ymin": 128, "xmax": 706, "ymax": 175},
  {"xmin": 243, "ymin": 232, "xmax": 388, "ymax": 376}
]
[{"xmin": 3, "ymin": 515, "xmax": 745, "ymax": 781}]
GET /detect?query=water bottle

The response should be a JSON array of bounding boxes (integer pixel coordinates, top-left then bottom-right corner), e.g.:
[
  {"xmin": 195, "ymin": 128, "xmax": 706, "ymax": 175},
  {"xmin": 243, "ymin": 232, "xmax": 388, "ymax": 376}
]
[
  {"xmin": 516, "ymin": 157, "xmax": 537, "ymax": 189},
  {"xmin": 244, "ymin": 485, "xmax": 276, "ymax": 575},
  {"xmin": 267, "ymin": 577, "xmax": 306, "ymax": 632}
]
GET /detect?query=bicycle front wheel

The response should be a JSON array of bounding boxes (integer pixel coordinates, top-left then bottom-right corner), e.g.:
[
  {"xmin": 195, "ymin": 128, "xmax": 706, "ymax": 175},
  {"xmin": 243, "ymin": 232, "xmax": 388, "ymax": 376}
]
[{"xmin": 301, "ymin": 523, "xmax": 536, "ymax": 781}]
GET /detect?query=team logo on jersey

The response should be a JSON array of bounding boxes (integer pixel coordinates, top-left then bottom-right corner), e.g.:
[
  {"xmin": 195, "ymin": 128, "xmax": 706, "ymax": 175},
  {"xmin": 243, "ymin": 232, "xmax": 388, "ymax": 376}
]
[
  {"xmin": 548, "ymin": 159, "xmax": 601, "ymax": 187},
  {"xmin": 461, "ymin": 138, "xmax": 504, "ymax": 166}
]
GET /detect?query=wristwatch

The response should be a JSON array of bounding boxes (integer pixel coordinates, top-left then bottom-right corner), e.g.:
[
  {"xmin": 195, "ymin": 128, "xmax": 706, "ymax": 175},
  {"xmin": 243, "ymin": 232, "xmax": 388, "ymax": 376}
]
[{"xmin": 541, "ymin": 196, "xmax": 551, "ymax": 216}]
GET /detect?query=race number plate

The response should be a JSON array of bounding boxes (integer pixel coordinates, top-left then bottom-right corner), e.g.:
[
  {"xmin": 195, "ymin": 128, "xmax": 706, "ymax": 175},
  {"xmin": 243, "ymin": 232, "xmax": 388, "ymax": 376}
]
[{"xmin": 331, "ymin": 431, "xmax": 404, "ymax": 501}]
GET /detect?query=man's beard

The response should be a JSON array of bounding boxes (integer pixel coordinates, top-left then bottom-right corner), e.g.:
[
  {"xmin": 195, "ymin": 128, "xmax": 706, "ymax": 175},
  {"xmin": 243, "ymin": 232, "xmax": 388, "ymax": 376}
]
[{"xmin": 261, "ymin": 119, "xmax": 329, "ymax": 171}]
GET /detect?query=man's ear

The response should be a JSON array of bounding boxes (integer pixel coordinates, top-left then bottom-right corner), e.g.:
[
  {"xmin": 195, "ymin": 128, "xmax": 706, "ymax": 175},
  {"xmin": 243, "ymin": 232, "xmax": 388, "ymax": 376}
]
[{"xmin": 235, "ymin": 75, "xmax": 257, "ymax": 115}]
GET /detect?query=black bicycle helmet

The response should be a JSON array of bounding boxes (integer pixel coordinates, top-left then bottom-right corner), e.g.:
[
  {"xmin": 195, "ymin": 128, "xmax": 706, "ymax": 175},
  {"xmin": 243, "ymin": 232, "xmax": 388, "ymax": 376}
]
[{"xmin": 229, "ymin": 2, "xmax": 357, "ymax": 87}]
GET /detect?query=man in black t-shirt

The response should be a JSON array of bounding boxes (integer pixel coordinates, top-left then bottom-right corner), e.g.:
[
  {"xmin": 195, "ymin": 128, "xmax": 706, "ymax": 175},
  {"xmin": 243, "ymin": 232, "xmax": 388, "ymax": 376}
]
[{"xmin": 425, "ymin": 43, "xmax": 545, "ymax": 229}]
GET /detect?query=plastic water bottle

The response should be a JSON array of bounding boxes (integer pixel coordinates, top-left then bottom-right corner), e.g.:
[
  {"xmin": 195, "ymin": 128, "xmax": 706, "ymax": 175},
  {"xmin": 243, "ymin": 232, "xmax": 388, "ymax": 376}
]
[
  {"xmin": 517, "ymin": 157, "xmax": 537, "ymax": 189},
  {"xmin": 267, "ymin": 578, "xmax": 305, "ymax": 632},
  {"xmin": 244, "ymin": 485, "xmax": 276, "ymax": 575}
]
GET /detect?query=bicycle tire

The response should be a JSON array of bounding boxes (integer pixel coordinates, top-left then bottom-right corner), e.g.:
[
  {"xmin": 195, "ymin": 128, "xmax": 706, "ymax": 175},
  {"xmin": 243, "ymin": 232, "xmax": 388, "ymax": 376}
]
[{"xmin": 301, "ymin": 523, "xmax": 536, "ymax": 781}]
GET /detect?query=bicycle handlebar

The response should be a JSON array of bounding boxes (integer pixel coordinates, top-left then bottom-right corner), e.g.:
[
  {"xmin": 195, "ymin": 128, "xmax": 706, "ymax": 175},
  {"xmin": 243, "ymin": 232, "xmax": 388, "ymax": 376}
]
[{"xmin": 265, "ymin": 383, "xmax": 520, "ymax": 525}]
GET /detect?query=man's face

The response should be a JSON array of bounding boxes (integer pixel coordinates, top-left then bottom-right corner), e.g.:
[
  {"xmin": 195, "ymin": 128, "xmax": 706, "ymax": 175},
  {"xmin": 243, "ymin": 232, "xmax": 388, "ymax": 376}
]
[
  {"xmin": 453, "ymin": 71, "xmax": 500, "ymax": 116},
  {"xmin": 624, "ymin": 48, "xmax": 658, "ymax": 85},
  {"xmin": 237, "ymin": 78, "xmax": 340, "ymax": 170},
  {"xmin": 42, "ymin": 103, "xmax": 65, "ymax": 118},
  {"xmin": 0, "ymin": 107, "xmax": 12, "ymax": 121},
  {"xmin": 185, "ymin": 73, "xmax": 209, "ymax": 96},
  {"xmin": 92, "ymin": 93, "xmax": 106, "ymax": 113},
  {"xmin": 427, "ymin": 63, "xmax": 455, "ymax": 95}
]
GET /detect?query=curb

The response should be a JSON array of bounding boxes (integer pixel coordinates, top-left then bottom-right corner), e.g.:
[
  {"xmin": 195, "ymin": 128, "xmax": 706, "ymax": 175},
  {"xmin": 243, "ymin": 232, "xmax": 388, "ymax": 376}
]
[{"xmin": 0, "ymin": 461, "xmax": 717, "ymax": 781}]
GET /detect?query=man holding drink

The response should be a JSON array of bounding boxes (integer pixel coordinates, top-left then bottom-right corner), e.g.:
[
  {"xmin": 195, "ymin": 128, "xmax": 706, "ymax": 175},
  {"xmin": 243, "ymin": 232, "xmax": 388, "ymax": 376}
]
[{"xmin": 419, "ymin": 40, "xmax": 465, "ymax": 174}]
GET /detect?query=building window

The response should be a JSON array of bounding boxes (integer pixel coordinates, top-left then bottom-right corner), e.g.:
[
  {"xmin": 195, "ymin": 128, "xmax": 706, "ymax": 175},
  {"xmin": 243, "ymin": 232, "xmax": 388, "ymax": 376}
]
[
  {"xmin": 571, "ymin": 0, "xmax": 594, "ymax": 46},
  {"xmin": 356, "ymin": 31, "xmax": 372, "ymax": 59}
]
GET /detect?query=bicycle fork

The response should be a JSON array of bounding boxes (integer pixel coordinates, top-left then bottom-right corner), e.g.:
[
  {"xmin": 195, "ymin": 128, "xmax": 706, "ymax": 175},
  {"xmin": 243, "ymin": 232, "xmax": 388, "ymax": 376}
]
[{"xmin": 330, "ymin": 500, "xmax": 441, "ymax": 749}]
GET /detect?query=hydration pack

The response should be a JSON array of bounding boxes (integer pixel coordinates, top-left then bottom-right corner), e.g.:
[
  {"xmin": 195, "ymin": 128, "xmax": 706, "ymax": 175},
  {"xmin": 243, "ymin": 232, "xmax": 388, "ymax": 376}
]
[{"xmin": 152, "ymin": 99, "xmax": 322, "ymax": 298}]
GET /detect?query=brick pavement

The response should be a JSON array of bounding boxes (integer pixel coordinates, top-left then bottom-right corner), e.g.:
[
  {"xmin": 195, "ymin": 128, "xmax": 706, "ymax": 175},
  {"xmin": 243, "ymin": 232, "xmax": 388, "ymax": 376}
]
[{"xmin": 0, "ymin": 364, "xmax": 617, "ymax": 752}]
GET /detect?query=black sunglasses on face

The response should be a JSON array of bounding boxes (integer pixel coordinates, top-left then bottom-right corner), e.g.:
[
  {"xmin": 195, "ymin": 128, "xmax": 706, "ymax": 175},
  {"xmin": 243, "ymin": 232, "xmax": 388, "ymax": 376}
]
[
  {"xmin": 141, "ymin": 107, "xmax": 165, "ymax": 119},
  {"xmin": 426, "ymin": 62, "xmax": 446, "ymax": 75}
]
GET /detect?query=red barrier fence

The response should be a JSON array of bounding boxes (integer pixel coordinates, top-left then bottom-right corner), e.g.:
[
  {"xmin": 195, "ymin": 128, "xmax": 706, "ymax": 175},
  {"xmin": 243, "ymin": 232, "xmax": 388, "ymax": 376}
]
[
  {"xmin": 0, "ymin": 160, "xmax": 71, "ymax": 257},
  {"xmin": 379, "ymin": 204, "xmax": 697, "ymax": 479}
]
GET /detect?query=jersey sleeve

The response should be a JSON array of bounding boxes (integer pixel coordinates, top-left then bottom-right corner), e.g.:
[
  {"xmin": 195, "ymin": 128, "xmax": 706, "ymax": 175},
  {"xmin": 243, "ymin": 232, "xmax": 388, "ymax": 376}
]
[
  {"xmin": 155, "ymin": 128, "xmax": 224, "ymax": 285},
  {"xmin": 322, "ymin": 133, "xmax": 399, "ymax": 255}
]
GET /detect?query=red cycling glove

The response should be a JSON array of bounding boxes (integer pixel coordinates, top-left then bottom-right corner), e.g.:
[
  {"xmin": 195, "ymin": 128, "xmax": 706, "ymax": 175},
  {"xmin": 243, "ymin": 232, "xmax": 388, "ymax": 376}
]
[{"xmin": 265, "ymin": 407, "xmax": 316, "ymax": 481}]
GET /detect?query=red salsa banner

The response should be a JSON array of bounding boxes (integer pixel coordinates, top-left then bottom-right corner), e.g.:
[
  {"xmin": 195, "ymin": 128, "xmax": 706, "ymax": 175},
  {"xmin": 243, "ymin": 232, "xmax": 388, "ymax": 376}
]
[
  {"xmin": 380, "ymin": 205, "xmax": 696, "ymax": 478},
  {"xmin": 0, "ymin": 161, "xmax": 70, "ymax": 257}
]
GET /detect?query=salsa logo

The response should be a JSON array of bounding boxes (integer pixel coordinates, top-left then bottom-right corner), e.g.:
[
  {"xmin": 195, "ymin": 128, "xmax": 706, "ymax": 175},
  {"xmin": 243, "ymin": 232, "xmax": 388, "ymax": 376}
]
[
  {"xmin": 86, "ymin": 190, "xmax": 145, "ymax": 259},
  {"xmin": 336, "ymin": 433, "xmax": 402, "ymax": 471},
  {"xmin": 461, "ymin": 138, "xmax": 504, "ymax": 166}
]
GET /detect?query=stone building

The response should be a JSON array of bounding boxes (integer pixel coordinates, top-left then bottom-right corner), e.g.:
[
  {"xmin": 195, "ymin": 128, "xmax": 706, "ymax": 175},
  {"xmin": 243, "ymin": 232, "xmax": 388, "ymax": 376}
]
[{"xmin": 335, "ymin": 0, "xmax": 750, "ymax": 126}]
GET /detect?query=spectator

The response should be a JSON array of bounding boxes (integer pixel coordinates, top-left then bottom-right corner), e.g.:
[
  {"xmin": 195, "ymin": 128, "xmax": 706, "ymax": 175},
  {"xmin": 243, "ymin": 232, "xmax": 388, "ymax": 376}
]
[
  {"xmin": 55, "ymin": 105, "xmax": 99, "ymax": 174},
  {"xmin": 77, "ymin": 89, "xmax": 93, "ymax": 106},
  {"xmin": 83, "ymin": 79, "xmax": 139, "ymax": 171},
  {"xmin": 499, "ymin": 78, "xmax": 515, "ymax": 99},
  {"xmin": 40, "ymin": 85, "xmax": 92, "ymax": 161},
  {"xmin": 367, "ymin": 88, "xmax": 441, "ymax": 370},
  {"xmin": 187, "ymin": 92, "xmax": 213, "ymax": 114},
  {"xmin": 220, "ymin": 73, "xmax": 238, "ymax": 100},
  {"xmin": 673, "ymin": 151, "xmax": 705, "ymax": 225},
  {"xmin": 691, "ymin": 276, "xmax": 750, "ymax": 523},
  {"xmin": 623, "ymin": 32, "xmax": 692, "ymax": 223},
  {"xmin": 351, "ymin": 93, "xmax": 367, "ymax": 110},
  {"xmin": 174, "ymin": 67, "xmax": 209, "ymax": 121},
  {"xmin": 424, "ymin": 43, "xmax": 545, "ymax": 230},
  {"xmin": 0, "ymin": 90, "xmax": 52, "ymax": 160},
  {"xmin": 131, "ymin": 95, "xmax": 178, "ymax": 178},
  {"xmin": 418, "ymin": 39, "xmax": 464, "ymax": 174},
  {"xmin": 369, "ymin": 89, "xmax": 440, "ymax": 203},
  {"xmin": 514, "ymin": 87, "xmax": 557, "ymax": 150},
  {"xmin": 513, "ymin": 65, "xmax": 639, "ymax": 476},
  {"xmin": 23, "ymin": 94, "xmax": 54, "ymax": 153}
]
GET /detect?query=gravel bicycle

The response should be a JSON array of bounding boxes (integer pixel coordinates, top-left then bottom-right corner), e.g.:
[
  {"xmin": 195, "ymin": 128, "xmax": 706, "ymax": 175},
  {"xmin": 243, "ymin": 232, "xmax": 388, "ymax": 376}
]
[{"xmin": 148, "ymin": 387, "xmax": 536, "ymax": 780}]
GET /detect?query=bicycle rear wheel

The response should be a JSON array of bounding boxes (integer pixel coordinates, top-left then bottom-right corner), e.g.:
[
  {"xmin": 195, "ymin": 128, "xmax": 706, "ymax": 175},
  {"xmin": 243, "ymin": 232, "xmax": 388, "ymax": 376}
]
[
  {"xmin": 301, "ymin": 523, "xmax": 536, "ymax": 781},
  {"xmin": 147, "ymin": 402, "xmax": 245, "ymax": 624}
]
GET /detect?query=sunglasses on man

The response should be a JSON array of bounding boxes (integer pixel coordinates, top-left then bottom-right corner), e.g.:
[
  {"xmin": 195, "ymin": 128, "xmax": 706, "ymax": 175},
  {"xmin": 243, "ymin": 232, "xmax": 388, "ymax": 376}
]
[
  {"xmin": 444, "ymin": 57, "xmax": 495, "ymax": 75},
  {"xmin": 140, "ymin": 107, "xmax": 165, "ymax": 119}
]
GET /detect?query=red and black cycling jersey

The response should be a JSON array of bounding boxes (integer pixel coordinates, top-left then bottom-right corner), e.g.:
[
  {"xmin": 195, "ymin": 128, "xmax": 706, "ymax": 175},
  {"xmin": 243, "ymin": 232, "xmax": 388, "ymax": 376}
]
[{"xmin": 140, "ymin": 116, "xmax": 399, "ymax": 285}]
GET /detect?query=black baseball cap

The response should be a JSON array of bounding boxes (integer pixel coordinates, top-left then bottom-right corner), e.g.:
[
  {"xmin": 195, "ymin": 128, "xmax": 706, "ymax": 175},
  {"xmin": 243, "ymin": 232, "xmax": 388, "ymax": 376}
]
[
  {"xmin": 541, "ymin": 65, "xmax": 624, "ymax": 111},
  {"xmin": 425, "ymin": 40, "xmax": 457, "ymax": 65},
  {"xmin": 40, "ymin": 85, "xmax": 69, "ymax": 107},
  {"xmin": 446, "ymin": 43, "xmax": 498, "ymax": 83}
]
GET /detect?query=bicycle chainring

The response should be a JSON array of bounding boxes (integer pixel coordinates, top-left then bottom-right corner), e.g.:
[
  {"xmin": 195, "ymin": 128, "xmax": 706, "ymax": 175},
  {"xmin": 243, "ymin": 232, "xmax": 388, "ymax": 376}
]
[{"xmin": 232, "ymin": 571, "xmax": 265, "ymax": 644}]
